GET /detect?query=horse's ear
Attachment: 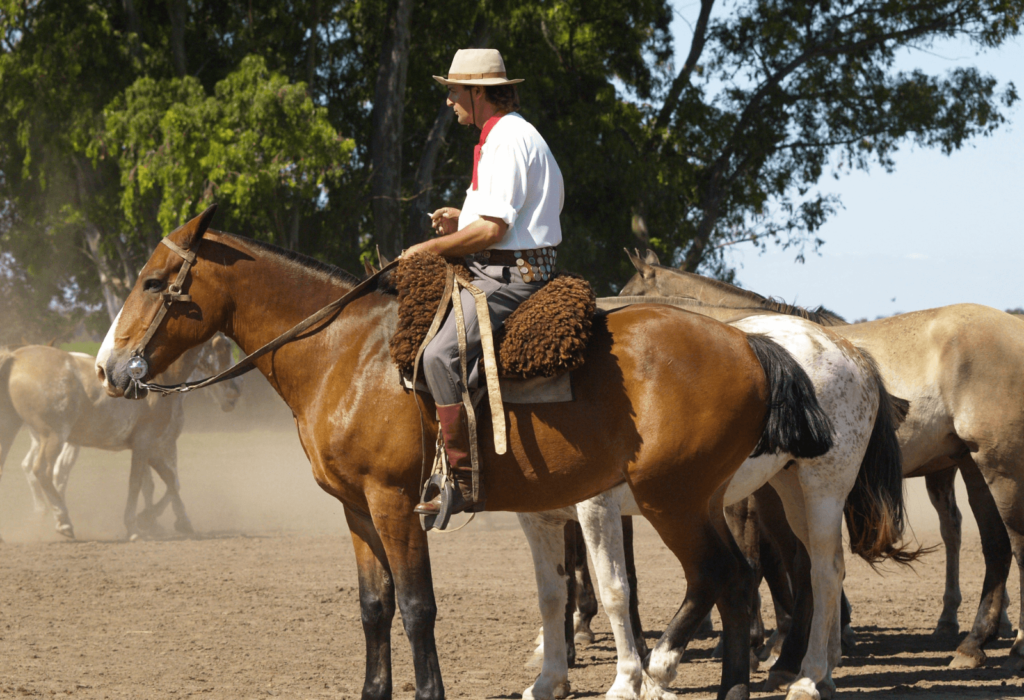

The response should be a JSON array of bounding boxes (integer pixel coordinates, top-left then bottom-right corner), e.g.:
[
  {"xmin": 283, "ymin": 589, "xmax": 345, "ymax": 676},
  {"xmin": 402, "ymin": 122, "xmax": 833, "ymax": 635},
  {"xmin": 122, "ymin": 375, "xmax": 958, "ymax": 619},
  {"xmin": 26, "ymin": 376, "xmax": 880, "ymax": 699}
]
[
  {"xmin": 624, "ymin": 247, "xmax": 654, "ymax": 278},
  {"xmin": 643, "ymin": 249, "xmax": 661, "ymax": 266},
  {"xmin": 178, "ymin": 204, "xmax": 218, "ymax": 250},
  {"xmin": 377, "ymin": 245, "xmax": 391, "ymax": 268},
  {"xmin": 363, "ymin": 260, "xmax": 378, "ymax": 276}
]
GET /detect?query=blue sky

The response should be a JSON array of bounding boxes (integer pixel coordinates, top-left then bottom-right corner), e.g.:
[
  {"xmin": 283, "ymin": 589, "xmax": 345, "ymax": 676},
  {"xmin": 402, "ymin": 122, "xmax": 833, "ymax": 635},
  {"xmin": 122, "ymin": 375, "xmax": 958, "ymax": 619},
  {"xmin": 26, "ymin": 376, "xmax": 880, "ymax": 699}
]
[{"xmin": 668, "ymin": 4, "xmax": 1024, "ymax": 321}]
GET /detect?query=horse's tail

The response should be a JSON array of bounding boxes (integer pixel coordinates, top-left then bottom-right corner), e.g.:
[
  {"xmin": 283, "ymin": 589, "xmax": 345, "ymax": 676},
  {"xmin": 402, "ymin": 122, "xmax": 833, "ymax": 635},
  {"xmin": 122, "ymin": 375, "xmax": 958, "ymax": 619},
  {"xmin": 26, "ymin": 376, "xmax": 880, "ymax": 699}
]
[
  {"xmin": 844, "ymin": 350, "xmax": 922, "ymax": 566},
  {"xmin": 746, "ymin": 334, "xmax": 834, "ymax": 459},
  {"xmin": 0, "ymin": 347, "xmax": 18, "ymax": 425}
]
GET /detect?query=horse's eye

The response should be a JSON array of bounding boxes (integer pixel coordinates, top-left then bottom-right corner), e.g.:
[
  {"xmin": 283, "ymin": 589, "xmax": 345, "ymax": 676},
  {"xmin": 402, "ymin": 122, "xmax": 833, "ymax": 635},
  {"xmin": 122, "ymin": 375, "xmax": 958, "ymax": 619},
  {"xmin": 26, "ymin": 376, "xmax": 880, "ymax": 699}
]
[{"xmin": 143, "ymin": 278, "xmax": 166, "ymax": 293}]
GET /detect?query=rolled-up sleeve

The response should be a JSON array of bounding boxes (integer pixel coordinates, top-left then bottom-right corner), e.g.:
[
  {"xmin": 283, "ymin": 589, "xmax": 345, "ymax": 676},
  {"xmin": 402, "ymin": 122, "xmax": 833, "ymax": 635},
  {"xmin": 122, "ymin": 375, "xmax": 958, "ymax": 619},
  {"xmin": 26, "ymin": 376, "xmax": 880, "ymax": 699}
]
[{"xmin": 472, "ymin": 143, "xmax": 526, "ymax": 229}]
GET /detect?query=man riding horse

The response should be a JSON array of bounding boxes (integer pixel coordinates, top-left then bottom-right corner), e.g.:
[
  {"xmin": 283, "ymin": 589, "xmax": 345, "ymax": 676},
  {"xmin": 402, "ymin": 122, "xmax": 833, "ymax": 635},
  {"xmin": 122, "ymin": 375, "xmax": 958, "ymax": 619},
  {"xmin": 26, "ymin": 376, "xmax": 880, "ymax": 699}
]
[{"xmin": 406, "ymin": 49, "xmax": 564, "ymax": 518}]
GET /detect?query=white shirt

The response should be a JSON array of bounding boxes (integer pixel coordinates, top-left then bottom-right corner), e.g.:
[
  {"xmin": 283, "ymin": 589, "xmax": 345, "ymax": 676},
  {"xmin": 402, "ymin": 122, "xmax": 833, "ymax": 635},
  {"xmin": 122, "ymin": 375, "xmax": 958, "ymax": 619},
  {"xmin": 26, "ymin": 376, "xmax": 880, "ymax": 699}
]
[{"xmin": 457, "ymin": 112, "xmax": 563, "ymax": 250}]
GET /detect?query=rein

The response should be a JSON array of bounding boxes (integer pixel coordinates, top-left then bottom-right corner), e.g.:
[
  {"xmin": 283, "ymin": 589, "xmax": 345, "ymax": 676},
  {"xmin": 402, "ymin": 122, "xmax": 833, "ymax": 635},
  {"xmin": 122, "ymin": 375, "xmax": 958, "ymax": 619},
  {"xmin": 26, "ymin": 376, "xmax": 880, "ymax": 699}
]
[{"xmin": 126, "ymin": 234, "xmax": 399, "ymax": 397}]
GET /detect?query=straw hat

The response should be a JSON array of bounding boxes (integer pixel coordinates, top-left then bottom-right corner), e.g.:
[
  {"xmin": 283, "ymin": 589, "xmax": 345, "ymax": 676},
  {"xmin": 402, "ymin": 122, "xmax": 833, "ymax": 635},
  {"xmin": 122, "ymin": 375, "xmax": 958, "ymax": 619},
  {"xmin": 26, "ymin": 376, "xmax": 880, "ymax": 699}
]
[{"xmin": 433, "ymin": 49, "xmax": 524, "ymax": 87}]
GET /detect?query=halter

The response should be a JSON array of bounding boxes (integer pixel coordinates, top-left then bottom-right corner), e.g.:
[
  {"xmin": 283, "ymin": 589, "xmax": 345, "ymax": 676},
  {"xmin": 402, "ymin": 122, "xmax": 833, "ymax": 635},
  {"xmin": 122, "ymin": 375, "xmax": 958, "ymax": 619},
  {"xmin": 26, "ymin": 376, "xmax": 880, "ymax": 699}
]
[
  {"xmin": 123, "ymin": 235, "xmax": 201, "ymax": 398},
  {"xmin": 121, "ymin": 230, "xmax": 399, "ymax": 400}
]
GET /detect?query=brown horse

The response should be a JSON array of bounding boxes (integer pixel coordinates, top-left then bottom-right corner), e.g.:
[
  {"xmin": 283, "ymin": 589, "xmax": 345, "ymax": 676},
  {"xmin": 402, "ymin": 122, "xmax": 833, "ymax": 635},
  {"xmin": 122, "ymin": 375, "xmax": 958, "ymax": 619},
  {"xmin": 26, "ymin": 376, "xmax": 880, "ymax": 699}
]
[
  {"xmin": 619, "ymin": 251, "xmax": 1024, "ymax": 673},
  {"xmin": 93, "ymin": 209, "xmax": 833, "ymax": 700}
]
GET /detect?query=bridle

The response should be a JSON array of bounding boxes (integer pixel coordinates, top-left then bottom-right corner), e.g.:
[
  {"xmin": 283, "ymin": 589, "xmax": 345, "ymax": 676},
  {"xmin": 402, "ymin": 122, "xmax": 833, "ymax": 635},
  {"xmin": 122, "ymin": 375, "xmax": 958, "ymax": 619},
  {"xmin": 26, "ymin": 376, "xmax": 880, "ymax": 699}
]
[{"xmin": 121, "ymin": 228, "xmax": 398, "ymax": 399}]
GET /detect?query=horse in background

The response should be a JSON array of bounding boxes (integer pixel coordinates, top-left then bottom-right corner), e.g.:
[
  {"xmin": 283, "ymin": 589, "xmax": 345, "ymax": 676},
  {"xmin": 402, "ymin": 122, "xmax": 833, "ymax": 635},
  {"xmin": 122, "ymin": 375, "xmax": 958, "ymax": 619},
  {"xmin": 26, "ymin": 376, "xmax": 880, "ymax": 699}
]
[
  {"xmin": 0, "ymin": 334, "xmax": 240, "ymax": 540},
  {"xmin": 620, "ymin": 249, "xmax": 1024, "ymax": 672}
]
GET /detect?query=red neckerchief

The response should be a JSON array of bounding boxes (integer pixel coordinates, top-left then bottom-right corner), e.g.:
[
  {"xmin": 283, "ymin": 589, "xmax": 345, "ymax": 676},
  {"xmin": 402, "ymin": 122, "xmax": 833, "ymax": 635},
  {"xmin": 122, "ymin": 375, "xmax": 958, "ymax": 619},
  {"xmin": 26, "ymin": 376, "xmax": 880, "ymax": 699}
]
[{"xmin": 472, "ymin": 113, "xmax": 505, "ymax": 190}]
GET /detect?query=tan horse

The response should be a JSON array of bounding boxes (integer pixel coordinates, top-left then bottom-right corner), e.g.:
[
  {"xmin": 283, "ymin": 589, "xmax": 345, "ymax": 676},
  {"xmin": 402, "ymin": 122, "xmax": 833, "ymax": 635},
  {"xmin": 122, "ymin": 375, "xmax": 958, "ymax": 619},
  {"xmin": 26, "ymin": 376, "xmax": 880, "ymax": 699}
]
[
  {"xmin": 620, "ymin": 251, "xmax": 1024, "ymax": 672},
  {"xmin": 93, "ymin": 208, "xmax": 833, "ymax": 700},
  {"xmin": 0, "ymin": 336, "xmax": 240, "ymax": 540}
]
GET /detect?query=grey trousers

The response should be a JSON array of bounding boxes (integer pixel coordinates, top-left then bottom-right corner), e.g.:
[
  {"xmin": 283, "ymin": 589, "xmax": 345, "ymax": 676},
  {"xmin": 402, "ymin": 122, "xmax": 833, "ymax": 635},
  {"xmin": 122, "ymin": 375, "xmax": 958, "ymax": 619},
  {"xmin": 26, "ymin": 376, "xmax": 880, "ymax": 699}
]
[{"xmin": 422, "ymin": 259, "xmax": 541, "ymax": 406}]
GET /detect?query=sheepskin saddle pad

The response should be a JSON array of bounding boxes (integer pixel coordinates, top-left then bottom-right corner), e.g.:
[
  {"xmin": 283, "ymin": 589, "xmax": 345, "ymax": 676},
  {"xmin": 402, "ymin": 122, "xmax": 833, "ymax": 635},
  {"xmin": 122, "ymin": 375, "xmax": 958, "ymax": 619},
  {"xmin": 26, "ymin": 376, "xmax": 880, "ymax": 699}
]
[{"xmin": 388, "ymin": 251, "xmax": 597, "ymax": 382}]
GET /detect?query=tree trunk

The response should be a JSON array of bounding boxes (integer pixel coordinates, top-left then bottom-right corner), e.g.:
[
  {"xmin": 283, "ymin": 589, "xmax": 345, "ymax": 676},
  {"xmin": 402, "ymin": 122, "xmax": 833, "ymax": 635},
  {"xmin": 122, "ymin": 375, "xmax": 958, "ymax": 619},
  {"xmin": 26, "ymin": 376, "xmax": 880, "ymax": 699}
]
[
  {"xmin": 369, "ymin": 0, "xmax": 414, "ymax": 259},
  {"xmin": 405, "ymin": 104, "xmax": 455, "ymax": 245},
  {"xmin": 405, "ymin": 14, "xmax": 490, "ymax": 245},
  {"xmin": 168, "ymin": 0, "xmax": 188, "ymax": 77},
  {"xmin": 83, "ymin": 226, "xmax": 126, "ymax": 322},
  {"xmin": 123, "ymin": 0, "xmax": 143, "ymax": 64},
  {"xmin": 306, "ymin": 0, "xmax": 320, "ymax": 93}
]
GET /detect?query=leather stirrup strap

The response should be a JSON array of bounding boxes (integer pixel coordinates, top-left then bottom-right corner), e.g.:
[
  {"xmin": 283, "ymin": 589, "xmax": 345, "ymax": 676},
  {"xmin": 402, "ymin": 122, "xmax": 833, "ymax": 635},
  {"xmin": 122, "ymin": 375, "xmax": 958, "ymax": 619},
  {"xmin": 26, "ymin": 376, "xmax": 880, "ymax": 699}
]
[
  {"xmin": 412, "ymin": 266, "xmax": 456, "ymax": 488},
  {"xmin": 454, "ymin": 274, "xmax": 506, "ymax": 456}
]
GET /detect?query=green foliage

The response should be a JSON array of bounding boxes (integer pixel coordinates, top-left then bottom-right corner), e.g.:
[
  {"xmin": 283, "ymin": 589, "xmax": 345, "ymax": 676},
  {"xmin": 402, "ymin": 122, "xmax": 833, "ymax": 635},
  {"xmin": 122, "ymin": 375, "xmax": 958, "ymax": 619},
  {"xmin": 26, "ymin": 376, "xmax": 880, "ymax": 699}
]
[
  {"xmin": 94, "ymin": 56, "xmax": 354, "ymax": 245},
  {"xmin": 0, "ymin": 0, "xmax": 1021, "ymax": 341}
]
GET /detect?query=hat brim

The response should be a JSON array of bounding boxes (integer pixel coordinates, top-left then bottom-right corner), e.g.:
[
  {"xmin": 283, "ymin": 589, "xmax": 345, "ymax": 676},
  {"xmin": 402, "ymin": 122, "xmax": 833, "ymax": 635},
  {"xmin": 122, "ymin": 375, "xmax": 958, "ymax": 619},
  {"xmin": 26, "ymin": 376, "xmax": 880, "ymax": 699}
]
[{"xmin": 433, "ymin": 75, "xmax": 525, "ymax": 87}]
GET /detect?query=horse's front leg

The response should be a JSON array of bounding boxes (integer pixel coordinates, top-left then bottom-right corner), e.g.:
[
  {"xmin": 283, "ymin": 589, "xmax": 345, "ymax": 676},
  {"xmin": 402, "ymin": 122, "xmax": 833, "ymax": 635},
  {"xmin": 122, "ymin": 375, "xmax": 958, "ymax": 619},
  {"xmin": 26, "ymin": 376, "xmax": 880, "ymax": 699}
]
[
  {"xmin": 344, "ymin": 505, "xmax": 398, "ymax": 699},
  {"xmin": 518, "ymin": 510, "xmax": 573, "ymax": 700},
  {"xmin": 364, "ymin": 493, "xmax": 444, "ymax": 700}
]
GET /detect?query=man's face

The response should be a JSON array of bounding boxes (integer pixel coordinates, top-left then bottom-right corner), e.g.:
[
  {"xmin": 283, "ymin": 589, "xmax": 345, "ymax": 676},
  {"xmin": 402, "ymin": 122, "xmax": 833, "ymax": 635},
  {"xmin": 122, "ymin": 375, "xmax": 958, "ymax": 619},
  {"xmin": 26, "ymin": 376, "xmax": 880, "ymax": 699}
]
[{"xmin": 446, "ymin": 85, "xmax": 476, "ymax": 126}]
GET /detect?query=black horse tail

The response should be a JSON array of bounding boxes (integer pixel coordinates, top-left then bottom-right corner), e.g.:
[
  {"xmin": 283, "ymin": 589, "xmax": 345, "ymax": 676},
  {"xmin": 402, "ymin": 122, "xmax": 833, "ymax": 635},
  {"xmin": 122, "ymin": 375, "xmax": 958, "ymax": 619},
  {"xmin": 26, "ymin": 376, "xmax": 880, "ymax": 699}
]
[
  {"xmin": 844, "ymin": 350, "xmax": 922, "ymax": 567},
  {"xmin": 746, "ymin": 334, "xmax": 834, "ymax": 459}
]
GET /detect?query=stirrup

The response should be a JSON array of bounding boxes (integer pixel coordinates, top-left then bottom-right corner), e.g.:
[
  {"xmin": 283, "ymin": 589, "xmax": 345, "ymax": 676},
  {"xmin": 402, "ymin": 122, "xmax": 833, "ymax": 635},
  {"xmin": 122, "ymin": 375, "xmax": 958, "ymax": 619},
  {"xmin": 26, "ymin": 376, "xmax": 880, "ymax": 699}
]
[{"xmin": 418, "ymin": 473, "xmax": 456, "ymax": 532}]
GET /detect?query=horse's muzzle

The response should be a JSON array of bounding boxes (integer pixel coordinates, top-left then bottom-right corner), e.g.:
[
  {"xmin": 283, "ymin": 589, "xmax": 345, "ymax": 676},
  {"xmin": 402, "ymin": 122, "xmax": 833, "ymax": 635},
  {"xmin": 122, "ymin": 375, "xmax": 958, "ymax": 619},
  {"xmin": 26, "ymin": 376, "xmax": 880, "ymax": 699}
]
[{"xmin": 102, "ymin": 352, "xmax": 150, "ymax": 400}]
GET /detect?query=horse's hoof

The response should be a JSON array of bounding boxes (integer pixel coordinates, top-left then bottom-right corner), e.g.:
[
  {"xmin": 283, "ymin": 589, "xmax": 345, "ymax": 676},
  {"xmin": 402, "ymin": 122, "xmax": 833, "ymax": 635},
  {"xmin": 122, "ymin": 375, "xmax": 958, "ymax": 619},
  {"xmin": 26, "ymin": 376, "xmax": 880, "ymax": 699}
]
[
  {"xmin": 129, "ymin": 532, "xmax": 141, "ymax": 542},
  {"xmin": 818, "ymin": 677, "xmax": 836, "ymax": 700},
  {"xmin": 749, "ymin": 649, "xmax": 760, "ymax": 673},
  {"xmin": 1002, "ymin": 653, "xmax": 1024, "ymax": 674},
  {"xmin": 840, "ymin": 623, "xmax": 857, "ymax": 654},
  {"xmin": 1000, "ymin": 621, "xmax": 1015, "ymax": 639},
  {"xmin": 932, "ymin": 619, "xmax": 960, "ymax": 637},
  {"xmin": 175, "ymin": 519, "xmax": 195, "ymax": 535},
  {"xmin": 724, "ymin": 683, "xmax": 750, "ymax": 700},
  {"xmin": 553, "ymin": 680, "xmax": 571, "ymax": 699},
  {"xmin": 574, "ymin": 629, "xmax": 596, "ymax": 645},
  {"xmin": 949, "ymin": 650, "xmax": 986, "ymax": 669},
  {"xmin": 640, "ymin": 672, "xmax": 677, "ymax": 700},
  {"xmin": 784, "ymin": 678, "xmax": 821, "ymax": 700},
  {"xmin": 56, "ymin": 523, "xmax": 75, "ymax": 540},
  {"xmin": 763, "ymin": 669, "xmax": 797, "ymax": 693}
]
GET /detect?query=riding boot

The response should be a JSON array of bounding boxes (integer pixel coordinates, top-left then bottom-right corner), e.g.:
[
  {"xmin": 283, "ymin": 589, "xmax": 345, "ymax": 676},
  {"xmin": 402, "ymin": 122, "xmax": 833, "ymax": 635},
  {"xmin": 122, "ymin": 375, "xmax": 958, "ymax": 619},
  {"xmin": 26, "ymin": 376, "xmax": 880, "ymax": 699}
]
[{"xmin": 413, "ymin": 402, "xmax": 485, "ymax": 516}]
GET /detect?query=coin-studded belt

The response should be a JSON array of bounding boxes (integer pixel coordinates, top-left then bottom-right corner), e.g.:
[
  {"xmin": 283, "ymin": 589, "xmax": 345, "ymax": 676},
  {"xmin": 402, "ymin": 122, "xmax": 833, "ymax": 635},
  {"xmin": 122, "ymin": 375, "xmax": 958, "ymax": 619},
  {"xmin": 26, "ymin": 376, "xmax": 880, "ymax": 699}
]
[{"xmin": 470, "ymin": 247, "xmax": 558, "ymax": 283}]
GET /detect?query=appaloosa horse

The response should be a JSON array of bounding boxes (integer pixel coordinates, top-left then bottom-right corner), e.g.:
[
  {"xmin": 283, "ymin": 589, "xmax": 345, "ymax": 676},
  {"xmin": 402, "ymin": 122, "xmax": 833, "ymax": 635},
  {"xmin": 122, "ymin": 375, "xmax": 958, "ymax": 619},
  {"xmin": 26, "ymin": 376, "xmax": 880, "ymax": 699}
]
[
  {"xmin": 620, "ymin": 251, "xmax": 1024, "ymax": 672},
  {"xmin": 94, "ymin": 207, "xmax": 832, "ymax": 700},
  {"xmin": 519, "ymin": 307, "xmax": 912, "ymax": 700},
  {"xmin": 0, "ymin": 336, "xmax": 240, "ymax": 539}
]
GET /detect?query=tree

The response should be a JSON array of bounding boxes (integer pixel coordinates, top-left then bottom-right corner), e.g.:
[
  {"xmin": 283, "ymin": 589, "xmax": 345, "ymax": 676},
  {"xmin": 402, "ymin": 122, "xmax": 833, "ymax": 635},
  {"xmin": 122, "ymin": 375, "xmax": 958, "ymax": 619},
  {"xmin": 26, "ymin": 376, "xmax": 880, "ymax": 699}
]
[
  {"xmin": 637, "ymin": 0, "xmax": 1022, "ymax": 276},
  {"xmin": 93, "ymin": 56, "xmax": 354, "ymax": 250}
]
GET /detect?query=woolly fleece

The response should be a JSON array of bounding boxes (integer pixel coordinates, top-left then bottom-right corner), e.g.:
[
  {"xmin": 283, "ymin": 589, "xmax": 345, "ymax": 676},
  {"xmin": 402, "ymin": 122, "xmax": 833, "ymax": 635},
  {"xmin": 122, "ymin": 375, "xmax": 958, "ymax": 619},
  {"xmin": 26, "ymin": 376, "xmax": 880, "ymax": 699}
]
[{"xmin": 388, "ymin": 252, "xmax": 596, "ymax": 379}]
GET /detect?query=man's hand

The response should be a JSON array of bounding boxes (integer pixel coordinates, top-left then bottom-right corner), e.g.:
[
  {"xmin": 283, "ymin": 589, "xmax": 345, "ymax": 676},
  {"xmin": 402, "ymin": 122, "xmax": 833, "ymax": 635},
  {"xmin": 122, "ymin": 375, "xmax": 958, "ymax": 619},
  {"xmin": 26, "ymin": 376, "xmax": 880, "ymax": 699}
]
[{"xmin": 429, "ymin": 207, "xmax": 460, "ymax": 235}]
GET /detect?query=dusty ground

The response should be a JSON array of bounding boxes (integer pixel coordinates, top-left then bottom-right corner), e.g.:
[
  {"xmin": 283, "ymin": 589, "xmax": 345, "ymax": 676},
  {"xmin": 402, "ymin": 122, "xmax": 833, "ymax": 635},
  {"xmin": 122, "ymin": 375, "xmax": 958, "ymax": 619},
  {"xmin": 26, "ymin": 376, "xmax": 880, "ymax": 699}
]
[{"xmin": 2, "ymin": 376, "xmax": 1024, "ymax": 699}]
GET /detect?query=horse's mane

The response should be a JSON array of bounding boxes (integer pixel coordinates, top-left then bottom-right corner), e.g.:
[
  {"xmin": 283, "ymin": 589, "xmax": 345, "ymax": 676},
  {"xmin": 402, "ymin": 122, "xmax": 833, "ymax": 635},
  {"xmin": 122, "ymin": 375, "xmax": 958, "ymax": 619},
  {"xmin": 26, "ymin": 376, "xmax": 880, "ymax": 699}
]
[
  {"xmin": 214, "ymin": 231, "xmax": 364, "ymax": 288},
  {"xmin": 648, "ymin": 263, "xmax": 848, "ymax": 326}
]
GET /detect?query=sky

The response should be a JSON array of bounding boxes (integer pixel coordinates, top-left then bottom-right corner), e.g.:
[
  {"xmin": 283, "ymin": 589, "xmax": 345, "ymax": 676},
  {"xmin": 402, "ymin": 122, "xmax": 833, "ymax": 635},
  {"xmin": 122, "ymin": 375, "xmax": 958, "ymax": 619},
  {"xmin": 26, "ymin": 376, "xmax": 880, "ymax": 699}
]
[{"xmin": 668, "ymin": 4, "xmax": 1024, "ymax": 321}]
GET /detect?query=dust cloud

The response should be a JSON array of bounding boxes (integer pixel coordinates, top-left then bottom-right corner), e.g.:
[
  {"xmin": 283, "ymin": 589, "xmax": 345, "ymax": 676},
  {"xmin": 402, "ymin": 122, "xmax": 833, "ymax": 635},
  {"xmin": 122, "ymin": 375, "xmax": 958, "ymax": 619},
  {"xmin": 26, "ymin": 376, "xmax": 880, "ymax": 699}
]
[
  {"xmin": 1, "ymin": 366, "xmax": 971, "ymax": 543},
  {"xmin": 0, "ymin": 373, "xmax": 345, "ymax": 542}
]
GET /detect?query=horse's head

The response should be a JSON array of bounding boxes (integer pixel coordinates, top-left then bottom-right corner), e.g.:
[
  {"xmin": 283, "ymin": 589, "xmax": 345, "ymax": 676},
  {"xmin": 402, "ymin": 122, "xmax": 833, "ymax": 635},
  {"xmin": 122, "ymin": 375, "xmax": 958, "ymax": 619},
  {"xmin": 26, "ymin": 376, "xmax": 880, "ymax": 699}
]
[
  {"xmin": 620, "ymin": 248, "xmax": 666, "ymax": 296},
  {"xmin": 198, "ymin": 334, "xmax": 242, "ymax": 411},
  {"xmin": 97, "ymin": 205, "xmax": 223, "ymax": 398}
]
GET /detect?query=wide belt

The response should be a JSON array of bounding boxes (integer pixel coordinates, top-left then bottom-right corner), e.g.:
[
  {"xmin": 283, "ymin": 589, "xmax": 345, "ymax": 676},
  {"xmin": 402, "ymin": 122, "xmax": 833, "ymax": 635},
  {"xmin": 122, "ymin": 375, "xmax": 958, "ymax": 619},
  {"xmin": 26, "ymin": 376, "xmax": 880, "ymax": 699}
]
[{"xmin": 470, "ymin": 247, "xmax": 557, "ymax": 283}]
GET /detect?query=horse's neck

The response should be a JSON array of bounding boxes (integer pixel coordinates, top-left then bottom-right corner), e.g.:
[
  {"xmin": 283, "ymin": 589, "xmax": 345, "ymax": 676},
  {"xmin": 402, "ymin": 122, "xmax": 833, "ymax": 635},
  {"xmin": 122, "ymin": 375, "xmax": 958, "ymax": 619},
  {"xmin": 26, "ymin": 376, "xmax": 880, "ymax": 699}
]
[
  {"xmin": 218, "ymin": 241, "xmax": 375, "ymax": 411},
  {"xmin": 660, "ymin": 269, "xmax": 765, "ymax": 308}
]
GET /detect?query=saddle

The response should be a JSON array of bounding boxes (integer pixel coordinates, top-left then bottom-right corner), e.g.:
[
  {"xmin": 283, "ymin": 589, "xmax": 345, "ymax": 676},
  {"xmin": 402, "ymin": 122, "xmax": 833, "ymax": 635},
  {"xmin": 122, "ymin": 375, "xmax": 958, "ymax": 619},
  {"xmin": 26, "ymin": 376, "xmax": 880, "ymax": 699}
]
[{"xmin": 388, "ymin": 251, "xmax": 596, "ymax": 388}]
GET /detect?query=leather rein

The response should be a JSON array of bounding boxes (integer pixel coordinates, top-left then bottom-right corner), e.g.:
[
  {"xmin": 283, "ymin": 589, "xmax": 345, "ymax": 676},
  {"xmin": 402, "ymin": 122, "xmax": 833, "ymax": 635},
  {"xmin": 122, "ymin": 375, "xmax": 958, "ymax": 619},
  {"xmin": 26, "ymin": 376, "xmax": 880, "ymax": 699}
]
[{"xmin": 124, "ymin": 234, "xmax": 399, "ymax": 398}]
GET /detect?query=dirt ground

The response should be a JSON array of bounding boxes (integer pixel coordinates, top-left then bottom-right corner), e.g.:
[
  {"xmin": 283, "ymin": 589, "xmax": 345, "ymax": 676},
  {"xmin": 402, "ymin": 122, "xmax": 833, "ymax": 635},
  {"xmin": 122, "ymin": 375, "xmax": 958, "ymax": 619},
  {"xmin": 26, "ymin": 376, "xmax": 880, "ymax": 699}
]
[{"xmin": 3, "ymin": 375, "xmax": 1024, "ymax": 699}]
